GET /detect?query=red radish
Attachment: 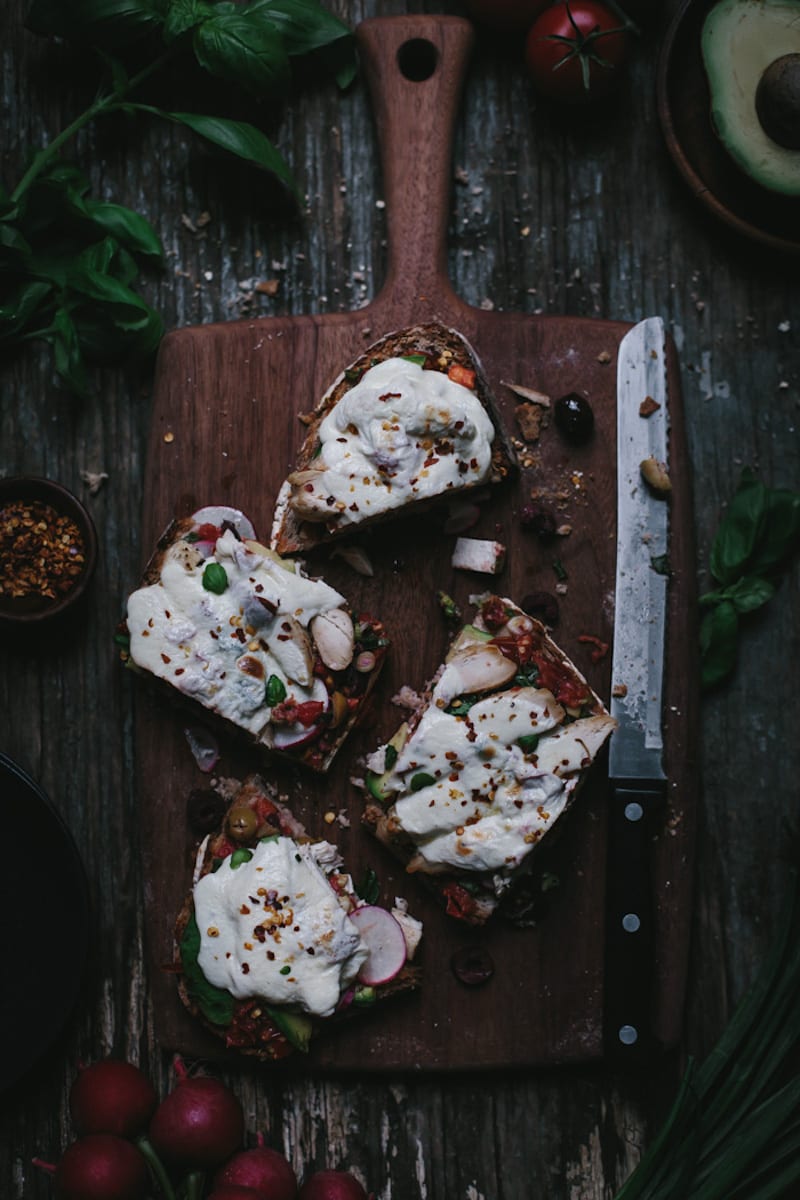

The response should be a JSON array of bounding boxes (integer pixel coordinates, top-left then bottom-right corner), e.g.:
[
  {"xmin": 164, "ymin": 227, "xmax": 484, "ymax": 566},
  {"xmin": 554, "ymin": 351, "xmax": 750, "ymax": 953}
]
[
  {"xmin": 34, "ymin": 1134, "xmax": 149, "ymax": 1200},
  {"xmin": 69, "ymin": 1059, "xmax": 158, "ymax": 1137},
  {"xmin": 348, "ymin": 906, "xmax": 407, "ymax": 986},
  {"xmin": 148, "ymin": 1064, "xmax": 244, "ymax": 1170},
  {"xmin": 184, "ymin": 725, "xmax": 220, "ymax": 772},
  {"xmin": 213, "ymin": 1143, "xmax": 297, "ymax": 1200},
  {"xmin": 208, "ymin": 1189, "xmax": 268, "ymax": 1200},
  {"xmin": 298, "ymin": 1170, "xmax": 368, "ymax": 1200},
  {"xmin": 191, "ymin": 506, "xmax": 256, "ymax": 540}
]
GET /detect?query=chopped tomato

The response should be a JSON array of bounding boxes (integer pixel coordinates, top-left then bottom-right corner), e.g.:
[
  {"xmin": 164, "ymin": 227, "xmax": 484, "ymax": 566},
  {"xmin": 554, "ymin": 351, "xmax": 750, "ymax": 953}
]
[
  {"xmin": 481, "ymin": 595, "xmax": 509, "ymax": 630},
  {"xmin": 442, "ymin": 882, "xmax": 482, "ymax": 922},
  {"xmin": 532, "ymin": 653, "xmax": 589, "ymax": 708},
  {"xmin": 448, "ymin": 364, "xmax": 476, "ymax": 389},
  {"xmin": 254, "ymin": 794, "xmax": 278, "ymax": 823},
  {"xmin": 295, "ymin": 700, "xmax": 326, "ymax": 727},
  {"xmin": 194, "ymin": 522, "xmax": 220, "ymax": 541}
]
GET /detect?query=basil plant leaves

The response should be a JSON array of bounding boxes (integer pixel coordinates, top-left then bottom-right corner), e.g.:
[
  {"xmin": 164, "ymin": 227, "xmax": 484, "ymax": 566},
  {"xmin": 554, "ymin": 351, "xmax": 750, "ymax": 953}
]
[{"xmin": 1, "ymin": 0, "xmax": 356, "ymax": 395}]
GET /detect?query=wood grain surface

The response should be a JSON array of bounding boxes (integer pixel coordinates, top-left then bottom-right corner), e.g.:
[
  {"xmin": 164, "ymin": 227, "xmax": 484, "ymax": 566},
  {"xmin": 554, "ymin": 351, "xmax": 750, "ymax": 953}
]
[{"xmin": 2, "ymin": 0, "xmax": 798, "ymax": 1196}]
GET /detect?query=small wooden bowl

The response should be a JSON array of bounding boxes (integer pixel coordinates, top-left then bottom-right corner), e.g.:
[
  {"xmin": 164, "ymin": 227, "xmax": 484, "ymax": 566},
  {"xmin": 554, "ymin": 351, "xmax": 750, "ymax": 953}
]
[
  {"xmin": 0, "ymin": 477, "xmax": 98, "ymax": 624},
  {"xmin": 657, "ymin": 0, "xmax": 800, "ymax": 257}
]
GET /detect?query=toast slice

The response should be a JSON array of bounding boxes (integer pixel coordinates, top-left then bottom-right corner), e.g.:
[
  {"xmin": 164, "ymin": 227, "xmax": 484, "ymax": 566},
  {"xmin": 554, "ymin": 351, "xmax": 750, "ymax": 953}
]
[
  {"xmin": 176, "ymin": 775, "xmax": 423, "ymax": 1061},
  {"xmin": 122, "ymin": 505, "xmax": 388, "ymax": 772},
  {"xmin": 271, "ymin": 322, "xmax": 516, "ymax": 555},
  {"xmin": 362, "ymin": 594, "xmax": 617, "ymax": 925}
]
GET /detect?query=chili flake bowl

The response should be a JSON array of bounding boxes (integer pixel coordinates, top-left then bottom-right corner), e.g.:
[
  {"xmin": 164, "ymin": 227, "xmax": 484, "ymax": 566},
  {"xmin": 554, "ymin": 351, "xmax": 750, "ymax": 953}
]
[{"xmin": 0, "ymin": 476, "xmax": 98, "ymax": 624}]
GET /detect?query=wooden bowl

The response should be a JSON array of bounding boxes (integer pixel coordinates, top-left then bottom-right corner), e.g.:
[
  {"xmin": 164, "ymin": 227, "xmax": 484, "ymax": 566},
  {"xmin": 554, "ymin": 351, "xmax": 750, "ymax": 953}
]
[
  {"xmin": 656, "ymin": 0, "xmax": 800, "ymax": 256},
  {"xmin": 0, "ymin": 477, "xmax": 98, "ymax": 624}
]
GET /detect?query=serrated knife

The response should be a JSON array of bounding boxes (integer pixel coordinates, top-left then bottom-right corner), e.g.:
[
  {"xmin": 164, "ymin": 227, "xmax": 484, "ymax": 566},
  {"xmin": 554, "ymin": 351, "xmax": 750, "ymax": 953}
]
[{"xmin": 604, "ymin": 316, "xmax": 669, "ymax": 1065}]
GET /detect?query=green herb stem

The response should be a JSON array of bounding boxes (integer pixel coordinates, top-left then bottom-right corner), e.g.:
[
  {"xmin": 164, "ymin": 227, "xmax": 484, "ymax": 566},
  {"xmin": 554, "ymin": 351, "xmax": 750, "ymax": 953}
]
[
  {"xmin": 11, "ymin": 52, "xmax": 172, "ymax": 202},
  {"xmin": 135, "ymin": 1134, "xmax": 177, "ymax": 1200}
]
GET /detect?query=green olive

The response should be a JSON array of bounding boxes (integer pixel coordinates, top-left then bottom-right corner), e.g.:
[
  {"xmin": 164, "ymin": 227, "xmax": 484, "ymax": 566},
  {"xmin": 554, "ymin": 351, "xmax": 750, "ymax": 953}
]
[{"xmin": 226, "ymin": 805, "xmax": 259, "ymax": 842}]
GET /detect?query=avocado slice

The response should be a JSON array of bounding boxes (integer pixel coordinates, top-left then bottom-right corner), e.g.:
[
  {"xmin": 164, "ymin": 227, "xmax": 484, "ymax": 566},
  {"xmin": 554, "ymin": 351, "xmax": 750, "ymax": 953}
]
[
  {"xmin": 701, "ymin": 0, "xmax": 800, "ymax": 196},
  {"xmin": 266, "ymin": 1006, "xmax": 314, "ymax": 1052},
  {"xmin": 365, "ymin": 723, "xmax": 409, "ymax": 802}
]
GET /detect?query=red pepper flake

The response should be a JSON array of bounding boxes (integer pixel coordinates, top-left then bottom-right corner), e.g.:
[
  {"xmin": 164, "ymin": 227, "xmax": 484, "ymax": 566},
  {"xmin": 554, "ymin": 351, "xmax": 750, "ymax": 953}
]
[
  {"xmin": 578, "ymin": 634, "xmax": 609, "ymax": 663},
  {"xmin": 0, "ymin": 499, "xmax": 86, "ymax": 600}
]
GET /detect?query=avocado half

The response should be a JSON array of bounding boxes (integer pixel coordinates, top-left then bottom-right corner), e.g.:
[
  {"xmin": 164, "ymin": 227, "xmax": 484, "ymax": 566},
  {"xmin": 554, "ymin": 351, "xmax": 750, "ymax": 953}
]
[{"xmin": 701, "ymin": 0, "xmax": 800, "ymax": 197}]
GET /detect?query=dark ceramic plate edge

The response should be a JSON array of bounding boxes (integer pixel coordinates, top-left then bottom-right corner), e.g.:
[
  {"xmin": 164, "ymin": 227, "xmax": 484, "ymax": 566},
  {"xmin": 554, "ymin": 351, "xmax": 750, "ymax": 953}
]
[{"xmin": 0, "ymin": 752, "xmax": 91, "ymax": 1091}]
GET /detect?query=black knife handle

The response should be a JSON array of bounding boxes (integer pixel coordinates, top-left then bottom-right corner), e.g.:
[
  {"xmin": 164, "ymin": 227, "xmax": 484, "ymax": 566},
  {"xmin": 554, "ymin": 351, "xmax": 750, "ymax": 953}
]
[{"xmin": 604, "ymin": 782, "xmax": 665, "ymax": 1067}]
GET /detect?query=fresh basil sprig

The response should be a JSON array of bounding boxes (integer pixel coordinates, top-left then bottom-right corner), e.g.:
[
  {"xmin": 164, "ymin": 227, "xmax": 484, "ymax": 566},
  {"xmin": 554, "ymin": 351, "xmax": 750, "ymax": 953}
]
[
  {"xmin": 700, "ymin": 469, "xmax": 800, "ymax": 690},
  {"xmin": 2, "ymin": 0, "xmax": 356, "ymax": 395}
]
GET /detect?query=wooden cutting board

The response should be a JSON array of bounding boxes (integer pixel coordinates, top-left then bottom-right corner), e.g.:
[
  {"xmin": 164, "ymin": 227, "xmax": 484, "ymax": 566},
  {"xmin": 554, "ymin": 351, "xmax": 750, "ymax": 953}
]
[{"xmin": 136, "ymin": 15, "xmax": 697, "ymax": 1071}]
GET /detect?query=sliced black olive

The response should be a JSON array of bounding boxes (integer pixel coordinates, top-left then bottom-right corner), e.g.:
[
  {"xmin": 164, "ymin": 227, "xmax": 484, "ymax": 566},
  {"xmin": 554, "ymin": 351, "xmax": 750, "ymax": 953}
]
[
  {"xmin": 450, "ymin": 944, "xmax": 495, "ymax": 987},
  {"xmin": 187, "ymin": 788, "xmax": 226, "ymax": 835},
  {"xmin": 521, "ymin": 591, "xmax": 560, "ymax": 626},
  {"xmin": 554, "ymin": 392, "xmax": 594, "ymax": 443}
]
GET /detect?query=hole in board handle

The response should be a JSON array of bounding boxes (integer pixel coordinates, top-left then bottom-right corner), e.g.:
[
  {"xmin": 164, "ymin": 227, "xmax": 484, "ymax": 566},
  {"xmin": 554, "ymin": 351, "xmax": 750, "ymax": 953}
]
[{"xmin": 397, "ymin": 38, "xmax": 439, "ymax": 82}]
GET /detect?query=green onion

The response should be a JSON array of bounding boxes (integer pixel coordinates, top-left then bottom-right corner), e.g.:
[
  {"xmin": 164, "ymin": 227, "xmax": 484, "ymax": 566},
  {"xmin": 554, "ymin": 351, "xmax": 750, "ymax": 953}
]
[{"xmin": 614, "ymin": 868, "xmax": 800, "ymax": 1200}]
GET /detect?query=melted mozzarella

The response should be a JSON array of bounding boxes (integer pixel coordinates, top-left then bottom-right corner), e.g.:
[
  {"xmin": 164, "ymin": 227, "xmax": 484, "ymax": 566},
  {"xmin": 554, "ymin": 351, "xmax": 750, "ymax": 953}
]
[
  {"xmin": 193, "ymin": 838, "xmax": 367, "ymax": 1017},
  {"xmin": 126, "ymin": 530, "xmax": 345, "ymax": 737},
  {"xmin": 291, "ymin": 358, "xmax": 495, "ymax": 525}
]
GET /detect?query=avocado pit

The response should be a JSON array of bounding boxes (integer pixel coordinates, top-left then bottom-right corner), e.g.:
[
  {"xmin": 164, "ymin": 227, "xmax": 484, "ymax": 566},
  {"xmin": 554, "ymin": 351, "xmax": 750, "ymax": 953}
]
[{"xmin": 756, "ymin": 52, "xmax": 800, "ymax": 149}]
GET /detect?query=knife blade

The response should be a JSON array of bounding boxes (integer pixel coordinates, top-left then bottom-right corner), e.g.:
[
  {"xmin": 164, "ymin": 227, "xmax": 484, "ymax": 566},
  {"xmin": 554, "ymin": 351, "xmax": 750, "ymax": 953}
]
[{"xmin": 604, "ymin": 316, "xmax": 669, "ymax": 1065}]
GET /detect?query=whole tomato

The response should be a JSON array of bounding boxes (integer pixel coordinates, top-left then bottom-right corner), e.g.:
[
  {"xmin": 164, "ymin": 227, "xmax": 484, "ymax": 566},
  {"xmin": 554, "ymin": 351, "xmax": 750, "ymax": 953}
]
[
  {"xmin": 462, "ymin": 1, "xmax": 552, "ymax": 33},
  {"xmin": 525, "ymin": 1, "xmax": 630, "ymax": 103}
]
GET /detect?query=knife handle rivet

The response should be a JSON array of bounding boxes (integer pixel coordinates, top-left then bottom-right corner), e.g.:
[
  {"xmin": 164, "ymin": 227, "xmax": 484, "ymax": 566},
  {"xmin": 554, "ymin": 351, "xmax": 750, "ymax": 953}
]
[
  {"xmin": 619, "ymin": 1025, "xmax": 639, "ymax": 1046},
  {"xmin": 624, "ymin": 801, "xmax": 644, "ymax": 822},
  {"xmin": 622, "ymin": 913, "xmax": 641, "ymax": 933}
]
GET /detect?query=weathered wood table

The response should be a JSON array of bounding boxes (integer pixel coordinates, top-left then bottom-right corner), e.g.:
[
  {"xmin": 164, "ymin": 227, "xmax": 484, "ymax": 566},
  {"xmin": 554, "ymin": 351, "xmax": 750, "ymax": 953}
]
[{"xmin": 2, "ymin": 1, "xmax": 798, "ymax": 1196}]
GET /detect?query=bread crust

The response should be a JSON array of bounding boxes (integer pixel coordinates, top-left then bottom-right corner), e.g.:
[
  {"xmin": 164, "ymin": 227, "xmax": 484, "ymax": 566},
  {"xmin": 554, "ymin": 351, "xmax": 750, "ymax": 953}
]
[
  {"xmin": 271, "ymin": 322, "xmax": 517, "ymax": 555},
  {"xmin": 175, "ymin": 775, "xmax": 422, "ymax": 1061}
]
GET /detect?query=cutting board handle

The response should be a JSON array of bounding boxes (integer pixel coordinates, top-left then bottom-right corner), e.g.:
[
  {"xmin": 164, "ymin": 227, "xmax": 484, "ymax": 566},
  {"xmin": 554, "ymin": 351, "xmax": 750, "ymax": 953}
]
[{"xmin": 355, "ymin": 15, "xmax": 475, "ymax": 314}]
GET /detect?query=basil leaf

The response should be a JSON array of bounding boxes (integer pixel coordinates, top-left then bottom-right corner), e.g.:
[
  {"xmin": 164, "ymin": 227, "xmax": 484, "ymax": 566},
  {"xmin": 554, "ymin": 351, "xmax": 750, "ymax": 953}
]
[
  {"xmin": 0, "ymin": 281, "xmax": 52, "ymax": 340},
  {"xmin": 410, "ymin": 772, "xmax": 436, "ymax": 792},
  {"xmin": 0, "ymin": 222, "xmax": 32, "ymax": 259},
  {"xmin": 202, "ymin": 561, "xmax": 229, "ymax": 593},
  {"xmin": 193, "ymin": 12, "xmax": 290, "ymax": 97},
  {"xmin": 179, "ymin": 910, "xmax": 235, "ymax": 1027},
  {"xmin": 709, "ymin": 474, "xmax": 768, "ymax": 586},
  {"xmin": 50, "ymin": 307, "xmax": 89, "ymax": 397},
  {"xmin": 700, "ymin": 599, "xmax": 739, "ymax": 690},
  {"xmin": 725, "ymin": 575, "xmax": 776, "ymax": 614},
  {"xmin": 247, "ymin": 0, "xmax": 349, "ymax": 53},
  {"xmin": 165, "ymin": 111, "xmax": 298, "ymax": 195},
  {"xmin": 82, "ymin": 200, "xmax": 164, "ymax": 260},
  {"xmin": 163, "ymin": 0, "xmax": 214, "ymax": 42},
  {"xmin": 746, "ymin": 487, "xmax": 800, "ymax": 577}
]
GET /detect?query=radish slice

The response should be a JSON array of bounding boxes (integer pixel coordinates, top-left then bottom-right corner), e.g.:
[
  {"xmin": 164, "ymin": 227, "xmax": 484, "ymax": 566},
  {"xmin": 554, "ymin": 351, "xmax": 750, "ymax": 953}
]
[
  {"xmin": 349, "ymin": 905, "xmax": 408, "ymax": 986},
  {"xmin": 271, "ymin": 679, "xmax": 330, "ymax": 750},
  {"xmin": 272, "ymin": 721, "xmax": 323, "ymax": 750},
  {"xmin": 190, "ymin": 506, "xmax": 256, "ymax": 540}
]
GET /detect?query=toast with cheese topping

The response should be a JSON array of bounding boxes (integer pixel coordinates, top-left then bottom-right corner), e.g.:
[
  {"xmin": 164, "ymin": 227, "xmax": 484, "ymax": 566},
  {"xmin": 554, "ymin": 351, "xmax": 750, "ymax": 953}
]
[
  {"xmin": 121, "ymin": 506, "xmax": 388, "ymax": 773},
  {"xmin": 362, "ymin": 595, "xmax": 616, "ymax": 925},
  {"xmin": 271, "ymin": 323, "xmax": 516, "ymax": 555},
  {"xmin": 176, "ymin": 775, "xmax": 422, "ymax": 1060}
]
